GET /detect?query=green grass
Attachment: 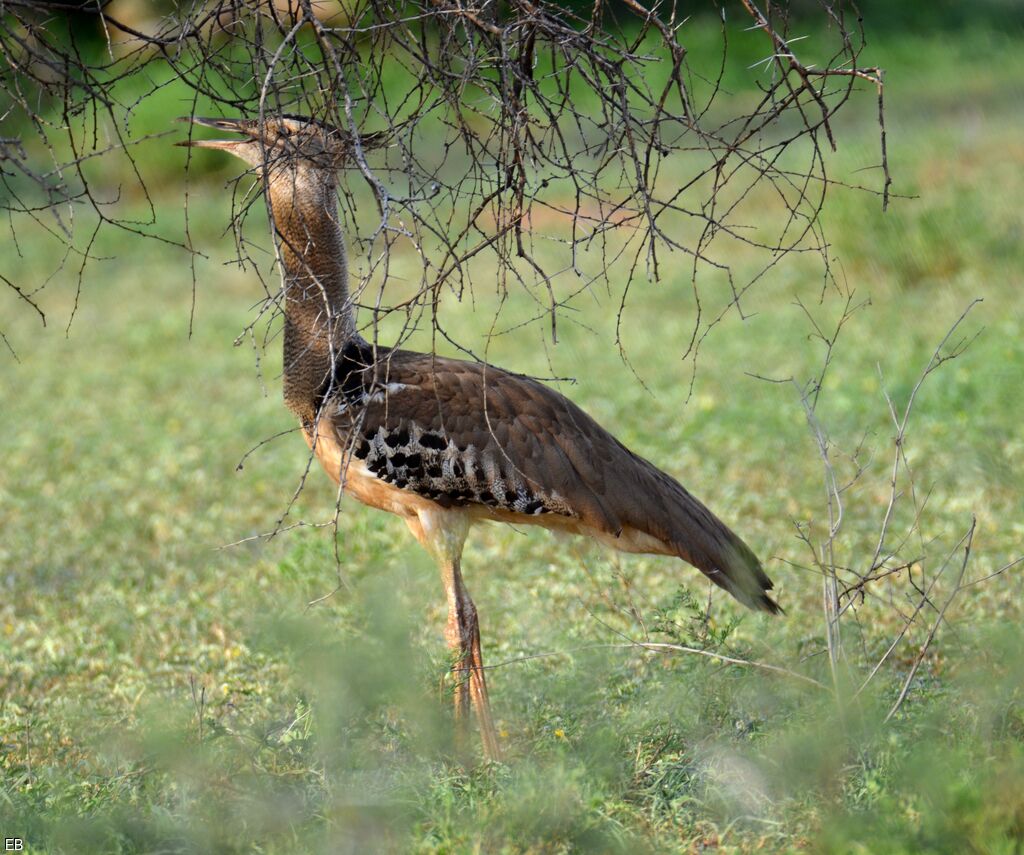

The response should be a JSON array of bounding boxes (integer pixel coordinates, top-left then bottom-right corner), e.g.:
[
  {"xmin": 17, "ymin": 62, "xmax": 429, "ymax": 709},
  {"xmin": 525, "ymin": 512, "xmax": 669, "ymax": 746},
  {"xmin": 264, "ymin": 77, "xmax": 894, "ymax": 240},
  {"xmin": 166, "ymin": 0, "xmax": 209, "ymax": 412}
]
[{"xmin": 1, "ymin": 24, "xmax": 1023, "ymax": 854}]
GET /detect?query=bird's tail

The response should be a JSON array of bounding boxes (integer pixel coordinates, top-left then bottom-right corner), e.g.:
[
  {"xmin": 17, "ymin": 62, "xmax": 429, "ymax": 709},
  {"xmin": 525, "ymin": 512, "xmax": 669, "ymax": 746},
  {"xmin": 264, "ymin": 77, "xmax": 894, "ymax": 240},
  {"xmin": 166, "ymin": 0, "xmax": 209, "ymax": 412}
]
[
  {"xmin": 686, "ymin": 514, "xmax": 781, "ymax": 615},
  {"xmin": 628, "ymin": 462, "xmax": 781, "ymax": 614}
]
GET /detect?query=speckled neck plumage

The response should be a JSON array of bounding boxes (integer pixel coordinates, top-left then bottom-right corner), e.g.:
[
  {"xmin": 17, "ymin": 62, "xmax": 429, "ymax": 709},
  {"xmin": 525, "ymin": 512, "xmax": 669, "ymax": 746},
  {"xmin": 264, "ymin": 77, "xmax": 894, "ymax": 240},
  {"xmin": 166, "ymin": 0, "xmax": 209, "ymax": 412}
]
[{"xmin": 265, "ymin": 168, "xmax": 360, "ymax": 425}]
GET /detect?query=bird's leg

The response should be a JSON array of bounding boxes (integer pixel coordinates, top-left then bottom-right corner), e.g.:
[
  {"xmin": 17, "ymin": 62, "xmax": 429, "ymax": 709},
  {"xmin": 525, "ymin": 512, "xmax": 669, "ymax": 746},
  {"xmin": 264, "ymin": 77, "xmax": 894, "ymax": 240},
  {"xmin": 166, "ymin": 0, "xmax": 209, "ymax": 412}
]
[
  {"xmin": 442, "ymin": 554, "xmax": 502, "ymax": 762},
  {"xmin": 442, "ymin": 570, "xmax": 471, "ymax": 747},
  {"xmin": 406, "ymin": 510, "xmax": 501, "ymax": 762},
  {"xmin": 458, "ymin": 582, "xmax": 500, "ymax": 762}
]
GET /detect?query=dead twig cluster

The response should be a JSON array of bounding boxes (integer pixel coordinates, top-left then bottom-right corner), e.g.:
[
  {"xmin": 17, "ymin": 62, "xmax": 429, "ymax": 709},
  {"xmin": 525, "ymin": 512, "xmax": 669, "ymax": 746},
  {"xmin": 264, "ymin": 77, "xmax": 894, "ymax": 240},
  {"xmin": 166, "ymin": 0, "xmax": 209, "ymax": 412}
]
[
  {"xmin": 784, "ymin": 294, "xmax": 1019, "ymax": 721},
  {"xmin": 2, "ymin": 0, "xmax": 888, "ymax": 372}
]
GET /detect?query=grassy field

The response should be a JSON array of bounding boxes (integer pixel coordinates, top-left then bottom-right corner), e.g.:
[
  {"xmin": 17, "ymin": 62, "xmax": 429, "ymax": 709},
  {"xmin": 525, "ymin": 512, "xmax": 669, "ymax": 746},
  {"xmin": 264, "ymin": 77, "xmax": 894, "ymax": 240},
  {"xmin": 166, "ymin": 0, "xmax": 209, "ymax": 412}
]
[{"xmin": 2, "ymin": 23, "xmax": 1023, "ymax": 854}]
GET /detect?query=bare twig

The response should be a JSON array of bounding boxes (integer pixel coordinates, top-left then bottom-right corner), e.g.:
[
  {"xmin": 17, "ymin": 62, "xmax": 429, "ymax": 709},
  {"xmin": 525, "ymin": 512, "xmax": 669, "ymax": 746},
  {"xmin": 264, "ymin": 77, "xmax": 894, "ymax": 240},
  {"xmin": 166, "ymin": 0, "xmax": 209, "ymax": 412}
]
[
  {"xmin": 472, "ymin": 641, "xmax": 828, "ymax": 690},
  {"xmin": 884, "ymin": 518, "xmax": 975, "ymax": 722}
]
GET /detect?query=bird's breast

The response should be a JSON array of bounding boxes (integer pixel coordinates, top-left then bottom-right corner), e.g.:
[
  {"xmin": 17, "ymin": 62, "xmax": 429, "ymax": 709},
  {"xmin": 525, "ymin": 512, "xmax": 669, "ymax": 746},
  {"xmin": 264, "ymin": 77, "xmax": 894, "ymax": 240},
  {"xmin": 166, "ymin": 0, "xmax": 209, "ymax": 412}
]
[{"xmin": 303, "ymin": 426, "xmax": 434, "ymax": 519}]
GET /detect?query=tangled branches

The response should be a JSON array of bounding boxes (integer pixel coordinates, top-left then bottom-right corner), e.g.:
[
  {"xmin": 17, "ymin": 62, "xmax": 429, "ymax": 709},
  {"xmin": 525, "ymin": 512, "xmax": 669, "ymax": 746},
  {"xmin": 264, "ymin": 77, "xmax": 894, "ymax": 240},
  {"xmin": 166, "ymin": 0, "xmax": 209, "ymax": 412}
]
[{"xmin": 1, "ymin": 0, "xmax": 888, "ymax": 362}]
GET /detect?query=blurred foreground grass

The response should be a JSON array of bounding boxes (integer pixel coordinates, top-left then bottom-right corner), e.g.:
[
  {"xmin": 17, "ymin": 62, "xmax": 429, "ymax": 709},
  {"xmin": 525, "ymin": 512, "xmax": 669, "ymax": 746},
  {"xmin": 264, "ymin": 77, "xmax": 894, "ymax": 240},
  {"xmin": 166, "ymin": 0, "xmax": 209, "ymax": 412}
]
[{"xmin": 1, "ymin": 24, "xmax": 1023, "ymax": 854}]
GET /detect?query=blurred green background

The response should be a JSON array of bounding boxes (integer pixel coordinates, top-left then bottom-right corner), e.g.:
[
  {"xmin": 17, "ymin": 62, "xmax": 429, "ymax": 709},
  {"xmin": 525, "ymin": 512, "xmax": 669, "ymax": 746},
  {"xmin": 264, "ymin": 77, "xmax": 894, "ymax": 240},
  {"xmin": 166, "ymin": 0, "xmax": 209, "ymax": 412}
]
[{"xmin": 1, "ymin": 4, "xmax": 1023, "ymax": 853}]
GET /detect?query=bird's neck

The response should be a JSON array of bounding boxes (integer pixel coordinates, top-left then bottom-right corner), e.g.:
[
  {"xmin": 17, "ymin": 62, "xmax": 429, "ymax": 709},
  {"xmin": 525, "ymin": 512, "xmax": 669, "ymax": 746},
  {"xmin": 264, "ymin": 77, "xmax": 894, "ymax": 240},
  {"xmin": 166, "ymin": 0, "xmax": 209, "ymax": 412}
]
[{"xmin": 267, "ymin": 171, "xmax": 360, "ymax": 424}]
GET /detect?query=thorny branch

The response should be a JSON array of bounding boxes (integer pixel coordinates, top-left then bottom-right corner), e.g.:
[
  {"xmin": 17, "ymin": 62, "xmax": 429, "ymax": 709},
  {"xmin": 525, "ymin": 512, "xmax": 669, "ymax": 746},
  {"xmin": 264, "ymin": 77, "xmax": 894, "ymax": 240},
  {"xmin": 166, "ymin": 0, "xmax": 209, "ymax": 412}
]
[{"xmin": 2, "ymin": 0, "xmax": 889, "ymax": 367}]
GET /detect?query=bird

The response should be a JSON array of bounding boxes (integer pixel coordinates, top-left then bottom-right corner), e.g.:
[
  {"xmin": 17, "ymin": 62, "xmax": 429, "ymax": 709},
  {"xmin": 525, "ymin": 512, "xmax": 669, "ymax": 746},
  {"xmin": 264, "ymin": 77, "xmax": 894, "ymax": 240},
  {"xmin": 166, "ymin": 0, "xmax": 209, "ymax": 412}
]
[{"xmin": 179, "ymin": 114, "xmax": 780, "ymax": 762}]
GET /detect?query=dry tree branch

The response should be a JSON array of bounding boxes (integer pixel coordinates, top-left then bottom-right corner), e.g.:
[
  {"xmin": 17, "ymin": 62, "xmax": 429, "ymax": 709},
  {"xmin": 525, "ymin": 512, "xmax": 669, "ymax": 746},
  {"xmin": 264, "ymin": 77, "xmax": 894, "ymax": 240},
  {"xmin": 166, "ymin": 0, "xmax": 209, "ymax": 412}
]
[
  {"xmin": 868, "ymin": 298, "xmax": 984, "ymax": 577},
  {"xmin": 617, "ymin": 640, "xmax": 828, "ymax": 690},
  {"xmin": 479, "ymin": 641, "xmax": 828, "ymax": 690},
  {"xmin": 2, "ymin": 0, "xmax": 888, "ymax": 367},
  {"xmin": 774, "ymin": 295, "xmax": 1020, "ymax": 721}
]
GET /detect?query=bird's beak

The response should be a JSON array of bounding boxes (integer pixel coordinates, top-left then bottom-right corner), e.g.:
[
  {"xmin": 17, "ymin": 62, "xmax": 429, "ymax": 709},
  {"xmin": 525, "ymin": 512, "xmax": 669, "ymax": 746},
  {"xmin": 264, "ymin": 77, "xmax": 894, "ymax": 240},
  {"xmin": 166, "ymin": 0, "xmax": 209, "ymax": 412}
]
[{"xmin": 174, "ymin": 116, "xmax": 253, "ymax": 150}]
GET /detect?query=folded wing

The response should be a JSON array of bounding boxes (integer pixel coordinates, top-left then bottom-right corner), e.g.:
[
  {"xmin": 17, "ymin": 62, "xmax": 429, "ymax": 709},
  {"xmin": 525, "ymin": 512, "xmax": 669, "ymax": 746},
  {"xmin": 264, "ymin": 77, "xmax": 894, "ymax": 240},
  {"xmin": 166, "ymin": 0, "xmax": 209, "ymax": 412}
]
[{"xmin": 321, "ymin": 343, "xmax": 779, "ymax": 613}]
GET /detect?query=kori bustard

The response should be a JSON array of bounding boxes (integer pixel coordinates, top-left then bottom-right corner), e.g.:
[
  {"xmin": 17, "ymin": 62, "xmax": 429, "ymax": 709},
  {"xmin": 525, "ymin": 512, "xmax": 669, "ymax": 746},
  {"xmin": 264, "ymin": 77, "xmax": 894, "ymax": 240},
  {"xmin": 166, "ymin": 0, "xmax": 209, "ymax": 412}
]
[{"xmin": 180, "ymin": 115, "xmax": 780, "ymax": 761}]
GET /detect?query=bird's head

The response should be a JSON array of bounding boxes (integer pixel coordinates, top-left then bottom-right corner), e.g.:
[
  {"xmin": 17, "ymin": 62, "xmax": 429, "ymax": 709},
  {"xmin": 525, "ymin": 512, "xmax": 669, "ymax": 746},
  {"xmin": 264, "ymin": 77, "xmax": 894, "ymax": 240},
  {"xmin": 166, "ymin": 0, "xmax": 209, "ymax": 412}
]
[{"xmin": 176, "ymin": 114, "xmax": 387, "ymax": 176}]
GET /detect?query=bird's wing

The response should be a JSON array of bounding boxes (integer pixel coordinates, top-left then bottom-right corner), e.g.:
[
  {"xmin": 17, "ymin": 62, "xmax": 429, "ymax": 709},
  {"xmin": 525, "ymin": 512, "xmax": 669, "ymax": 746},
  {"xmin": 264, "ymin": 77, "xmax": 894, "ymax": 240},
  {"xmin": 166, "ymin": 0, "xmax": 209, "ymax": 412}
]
[{"xmin": 320, "ymin": 342, "xmax": 779, "ymax": 613}]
